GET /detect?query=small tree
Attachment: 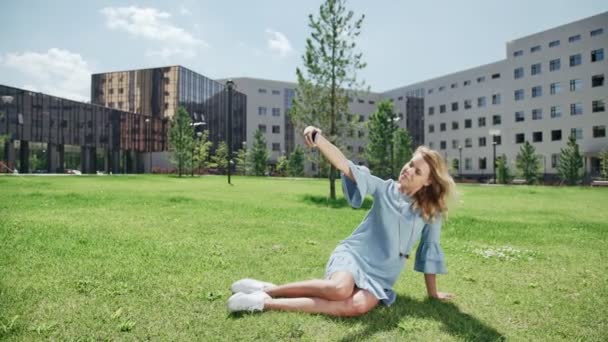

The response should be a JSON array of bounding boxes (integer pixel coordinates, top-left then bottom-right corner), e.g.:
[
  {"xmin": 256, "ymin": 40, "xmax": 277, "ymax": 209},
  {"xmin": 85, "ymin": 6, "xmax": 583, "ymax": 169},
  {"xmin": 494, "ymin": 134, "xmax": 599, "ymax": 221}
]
[
  {"xmin": 211, "ymin": 141, "xmax": 229, "ymax": 172},
  {"xmin": 168, "ymin": 106, "xmax": 194, "ymax": 177},
  {"xmin": 516, "ymin": 141, "xmax": 542, "ymax": 184},
  {"xmin": 600, "ymin": 150, "xmax": 608, "ymax": 180},
  {"xmin": 288, "ymin": 145, "xmax": 306, "ymax": 177},
  {"xmin": 192, "ymin": 130, "xmax": 212, "ymax": 175},
  {"xmin": 235, "ymin": 148, "xmax": 249, "ymax": 175},
  {"xmin": 250, "ymin": 129, "xmax": 269, "ymax": 176},
  {"xmin": 275, "ymin": 156, "xmax": 288, "ymax": 177},
  {"xmin": 558, "ymin": 134, "xmax": 583, "ymax": 185},
  {"xmin": 496, "ymin": 154, "xmax": 511, "ymax": 184},
  {"xmin": 366, "ymin": 100, "xmax": 397, "ymax": 179},
  {"xmin": 451, "ymin": 159, "xmax": 459, "ymax": 176},
  {"xmin": 393, "ymin": 128, "xmax": 413, "ymax": 176}
]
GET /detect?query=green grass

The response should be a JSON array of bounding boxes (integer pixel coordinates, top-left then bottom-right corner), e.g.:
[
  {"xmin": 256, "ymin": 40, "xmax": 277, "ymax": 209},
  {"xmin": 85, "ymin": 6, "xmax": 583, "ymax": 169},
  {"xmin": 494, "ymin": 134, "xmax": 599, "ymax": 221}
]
[{"xmin": 0, "ymin": 175, "xmax": 607, "ymax": 341}]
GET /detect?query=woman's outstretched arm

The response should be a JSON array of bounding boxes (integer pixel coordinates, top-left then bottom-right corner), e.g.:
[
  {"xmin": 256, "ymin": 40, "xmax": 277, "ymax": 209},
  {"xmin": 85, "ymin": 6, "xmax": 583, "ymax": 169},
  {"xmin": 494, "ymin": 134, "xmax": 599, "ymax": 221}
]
[{"xmin": 303, "ymin": 126, "xmax": 354, "ymax": 181}]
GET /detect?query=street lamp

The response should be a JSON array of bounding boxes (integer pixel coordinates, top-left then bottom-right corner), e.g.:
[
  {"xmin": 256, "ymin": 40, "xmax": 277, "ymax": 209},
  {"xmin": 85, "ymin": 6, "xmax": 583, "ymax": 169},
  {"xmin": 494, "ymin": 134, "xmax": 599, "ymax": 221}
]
[
  {"xmin": 489, "ymin": 129, "xmax": 501, "ymax": 184},
  {"xmin": 540, "ymin": 154, "xmax": 546, "ymax": 184},
  {"xmin": 1, "ymin": 96, "xmax": 15, "ymax": 172},
  {"xmin": 458, "ymin": 145, "xmax": 462, "ymax": 179},
  {"xmin": 388, "ymin": 115, "xmax": 400, "ymax": 178},
  {"xmin": 226, "ymin": 80, "xmax": 235, "ymax": 185},
  {"xmin": 145, "ymin": 118, "xmax": 151, "ymax": 173}
]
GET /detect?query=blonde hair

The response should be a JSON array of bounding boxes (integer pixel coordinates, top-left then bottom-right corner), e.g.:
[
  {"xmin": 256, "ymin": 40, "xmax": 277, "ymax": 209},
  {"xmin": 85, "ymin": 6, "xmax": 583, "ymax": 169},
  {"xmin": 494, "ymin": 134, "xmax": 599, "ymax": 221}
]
[{"xmin": 411, "ymin": 146, "xmax": 456, "ymax": 222}]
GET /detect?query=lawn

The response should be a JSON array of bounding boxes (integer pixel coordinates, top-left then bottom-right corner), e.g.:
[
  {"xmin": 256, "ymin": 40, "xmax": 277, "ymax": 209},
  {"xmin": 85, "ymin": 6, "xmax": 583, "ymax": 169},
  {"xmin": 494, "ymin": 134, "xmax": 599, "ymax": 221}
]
[{"xmin": 0, "ymin": 175, "xmax": 607, "ymax": 341}]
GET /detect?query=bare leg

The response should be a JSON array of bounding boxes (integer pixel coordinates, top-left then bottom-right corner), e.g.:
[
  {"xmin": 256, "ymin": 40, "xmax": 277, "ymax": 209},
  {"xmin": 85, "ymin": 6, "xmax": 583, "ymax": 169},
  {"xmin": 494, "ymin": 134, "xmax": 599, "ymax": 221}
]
[
  {"xmin": 265, "ymin": 271, "xmax": 355, "ymax": 301},
  {"xmin": 264, "ymin": 288, "xmax": 379, "ymax": 317}
]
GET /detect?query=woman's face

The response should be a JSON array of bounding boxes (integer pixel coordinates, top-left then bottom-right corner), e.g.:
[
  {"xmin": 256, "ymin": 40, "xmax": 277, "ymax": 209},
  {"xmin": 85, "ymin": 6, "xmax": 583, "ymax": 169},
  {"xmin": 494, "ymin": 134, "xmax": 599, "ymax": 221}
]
[{"xmin": 398, "ymin": 153, "xmax": 432, "ymax": 195}]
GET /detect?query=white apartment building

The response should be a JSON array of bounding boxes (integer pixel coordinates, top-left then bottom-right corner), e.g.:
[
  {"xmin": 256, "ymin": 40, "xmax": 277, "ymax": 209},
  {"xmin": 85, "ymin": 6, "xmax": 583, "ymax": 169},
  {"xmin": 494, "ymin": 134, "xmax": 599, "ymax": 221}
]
[{"xmin": 231, "ymin": 12, "xmax": 607, "ymax": 179}]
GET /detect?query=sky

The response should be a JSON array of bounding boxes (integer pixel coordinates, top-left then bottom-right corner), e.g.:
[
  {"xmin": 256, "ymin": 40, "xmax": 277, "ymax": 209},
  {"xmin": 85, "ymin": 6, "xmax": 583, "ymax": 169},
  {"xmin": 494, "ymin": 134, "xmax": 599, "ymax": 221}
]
[{"xmin": 0, "ymin": 0, "xmax": 606, "ymax": 102}]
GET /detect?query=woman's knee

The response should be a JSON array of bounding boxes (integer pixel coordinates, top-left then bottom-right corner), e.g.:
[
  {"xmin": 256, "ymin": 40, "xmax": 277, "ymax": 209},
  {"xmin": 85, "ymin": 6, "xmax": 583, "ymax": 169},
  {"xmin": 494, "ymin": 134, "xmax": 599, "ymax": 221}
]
[
  {"xmin": 341, "ymin": 291, "xmax": 378, "ymax": 317},
  {"xmin": 323, "ymin": 279, "xmax": 354, "ymax": 300}
]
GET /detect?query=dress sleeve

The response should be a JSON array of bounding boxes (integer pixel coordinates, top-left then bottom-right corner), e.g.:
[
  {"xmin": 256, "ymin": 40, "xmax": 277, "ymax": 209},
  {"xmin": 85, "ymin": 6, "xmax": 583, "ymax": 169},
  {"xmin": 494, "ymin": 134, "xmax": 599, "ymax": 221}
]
[
  {"xmin": 414, "ymin": 217, "xmax": 447, "ymax": 274},
  {"xmin": 341, "ymin": 160, "xmax": 384, "ymax": 208}
]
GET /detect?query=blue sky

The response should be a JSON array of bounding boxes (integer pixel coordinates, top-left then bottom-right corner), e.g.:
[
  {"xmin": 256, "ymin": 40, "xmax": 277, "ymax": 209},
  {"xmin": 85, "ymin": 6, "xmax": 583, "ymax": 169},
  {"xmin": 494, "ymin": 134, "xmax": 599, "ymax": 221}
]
[{"xmin": 0, "ymin": 0, "xmax": 606, "ymax": 101}]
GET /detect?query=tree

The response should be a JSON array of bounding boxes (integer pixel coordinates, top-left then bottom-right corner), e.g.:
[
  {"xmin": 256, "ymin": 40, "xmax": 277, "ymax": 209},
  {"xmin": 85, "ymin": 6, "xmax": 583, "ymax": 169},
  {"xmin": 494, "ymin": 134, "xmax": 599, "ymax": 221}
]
[
  {"xmin": 600, "ymin": 150, "xmax": 608, "ymax": 180},
  {"xmin": 516, "ymin": 141, "xmax": 542, "ymax": 184},
  {"xmin": 451, "ymin": 159, "xmax": 459, "ymax": 176},
  {"xmin": 366, "ymin": 100, "xmax": 397, "ymax": 179},
  {"xmin": 212, "ymin": 141, "xmax": 229, "ymax": 172},
  {"xmin": 289, "ymin": 0, "xmax": 366, "ymax": 199},
  {"xmin": 558, "ymin": 134, "xmax": 583, "ymax": 185},
  {"xmin": 235, "ymin": 148, "xmax": 249, "ymax": 175},
  {"xmin": 288, "ymin": 145, "xmax": 306, "ymax": 177},
  {"xmin": 496, "ymin": 154, "xmax": 511, "ymax": 184},
  {"xmin": 250, "ymin": 129, "xmax": 269, "ymax": 176},
  {"xmin": 393, "ymin": 128, "xmax": 412, "ymax": 176},
  {"xmin": 192, "ymin": 130, "xmax": 212, "ymax": 175},
  {"xmin": 168, "ymin": 106, "xmax": 194, "ymax": 177}
]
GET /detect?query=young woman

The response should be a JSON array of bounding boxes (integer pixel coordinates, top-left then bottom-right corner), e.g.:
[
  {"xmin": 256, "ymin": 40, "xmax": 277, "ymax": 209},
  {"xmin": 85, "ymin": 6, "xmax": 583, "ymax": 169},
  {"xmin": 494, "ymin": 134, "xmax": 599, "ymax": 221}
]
[{"xmin": 227, "ymin": 126, "xmax": 456, "ymax": 317}]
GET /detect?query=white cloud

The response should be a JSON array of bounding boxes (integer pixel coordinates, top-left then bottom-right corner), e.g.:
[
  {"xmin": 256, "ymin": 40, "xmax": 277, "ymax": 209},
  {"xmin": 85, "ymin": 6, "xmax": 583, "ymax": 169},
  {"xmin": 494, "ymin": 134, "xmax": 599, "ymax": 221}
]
[
  {"xmin": 265, "ymin": 29, "xmax": 293, "ymax": 57},
  {"xmin": 178, "ymin": 5, "xmax": 191, "ymax": 16},
  {"xmin": 2, "ymin": 48, "xmax": 91, "ymax": 101},
  {"xmin": 101, "ymin": 6, "xmax": 206, "ymax": 59}
]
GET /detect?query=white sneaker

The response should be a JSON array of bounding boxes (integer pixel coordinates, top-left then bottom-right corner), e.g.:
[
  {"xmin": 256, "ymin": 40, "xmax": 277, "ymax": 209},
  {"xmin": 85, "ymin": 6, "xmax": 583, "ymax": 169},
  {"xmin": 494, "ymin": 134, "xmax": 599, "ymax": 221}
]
[
  {"xmin": 231, "ymin": 278, "xmax": 276, "ymax": 294},
  {"xmin": 227, "ymin": 291, "xmax": 270, "ymax": 312}
]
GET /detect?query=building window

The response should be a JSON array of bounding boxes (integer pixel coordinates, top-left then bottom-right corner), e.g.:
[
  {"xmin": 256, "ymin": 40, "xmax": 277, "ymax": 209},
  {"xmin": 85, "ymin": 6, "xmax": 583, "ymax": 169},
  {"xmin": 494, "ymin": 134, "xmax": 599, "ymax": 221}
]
[
  {"xmin": 479, "ymin": 137, "xmax": 487, "ymax": 147},
  {"xmin": 452, "ymin": 140, "xmax": 459, "ymax": 149},
  {"xmin": 272, "ymin": 143, "xmax": 280, "ymax": 151},
  {"xmin": 478, "ymin": 117, "xmax": 486, "ymax": 127},
  {"xmin": 478, "ymin": 96, "xmax": 486, "ymax": 107},
  {"xmin": 531, "ymin": 63, "xmax": 542, "ymax": 75},
  {"xmin": 428, "ymin": 106, "xmax": 435, "ymax": 115},
  {"xmin": 514, "ymin": 89, "xmax": 524, "ymax": 101},
  {"xmin": 479, "ymin": 157, "xmax": 487, "ymax": 170},
  {"xmin": 452, "ymin": 102, "xmax": 459, "ymax": 111},
  {"xmin": 551, "ymin": 105, "xmax": 562, "ymax": 118},
  {"xmin": 550, "ymin": 82, "xmax": 561, "ymax": 94},
  {"xmin": 569, "ymin": 79, "xmax": 582, "ymax": 91},
  {"xmin": 549, "ymin": 40, "xmax": 560, "ymax": 48},
  {"xmin": 513, "ymin": 50, "xmax": 523, "ymax": 57},
  {"xmin": 551, "ymin": 154, "xmax": 560, "ymax": 168},
  {"xmin": 530, "ymin": 45, "xmax": 541, "ymax": 53},
  {"xmin": 440, "ymin": 123, "xmax": 446, "ymax": 132},
  {"xmin": 358, "ymin": 114, "xmax": 365, "ymax": 122},
  {"xmin": 570, "ymin": 103, "xmax": 583, "ymax": 115},
  {"xmin": 532, "ymin": 108, "xmax": 543, "ymax": 120},
  {"xmin": 492, "ymin": 93, "xmax": 501, "ymax": 105},
  {"xmin": 426, "ymin": 89, "xmax": 433, "ymax": 95},
  {"xmin": 514, "ymin": 67, "xmax": 524, "ymax": 79},
  {"xmin": 368, "ymin": 100, "xmax": 375, "ymax": 105},
  {"xmin": 464, "ymin": 99, "xmax": 472, "ymax": 109},
  {"xmin": 118, "ymin": 88, "xmax": 124, "ymax": 94},
  {"xmin": 451, "ymin": 83, "xmax": 457, "ymax": 89},
  {"xmin": 569, "ymin": 53, "xmax": 582, "ymax": 67},
  {"xmin": 258, "ymin": 106, "xmax": 267, "ymax": 115},
  {"xmin": 477, "ymin": 76, "xmax": 486, "ymax": 83},
  {"xmin": 358, "ymin": 130, "xmax": 365, "ymax": 138},
  {"xmin": 258, "ymin": 124, "xmax": 267, "ymax": 133},
  {"xmin": 491, "ymin": 73, "xmax": 501, "ymax": 79},
  {"xmin": 593, "ymin": 125, "xmax": 606, "ymax": 138},
  {"xmin": 532, "ymin": 131, "xmax": 543, "ymax": 143},
  {"xmin": 591, "ymin": 48, "xmax": 604, "ymax": 62},
  {"xmin": 465, "ymin": 158, "xmax": 472, "ymax": 170},
  {"xmin": 591, "ymin": 28, "xmax": 604, "ymax": 37},
  {"xmin": 258, "ymin": 88, "xmax": 267, "ymax": 93},
  {"xmin": 272, "ymin": 125, "xmax": 280, "ymax": 134},
  {"xmin": 272, "ymin": 90, "xmax": 281, "ymax": 95},
  {"xmin": 493, "ymin": 135, "xmax": 502, "ymax": 145},
  {"xmin": 532, "ymin": 86, "xmax": 542, "ymax": 98},
  {"xmin": 440, "ymin": 104, "xmax": 446, "ymax": 113},
  {"xmin": 452, "ymin": 121, "xmax": 459, "ymax": 130},
  {"xmin": 464, "ymin": 80, "xmax": 471, "ymax": 86},
  {"xmin": 272, "ymin": 108, "xmax": 281, "ymax": 116},
  {"xmin": 440, "ymin": 141, "xmax": 446, "ymax": 150},
  {"xmin": 492, "ymin": 115, "xmax": 501, "ymax": 125},
  {"xmin": 358, "ymin": 146, "xmax": 365, "ymax": 153},
  {"xmin": 568, "ymin": 34, "xmax": 581, "ymax": 43},
  {"xmin": 429, "ymin": 124, "xmax": 435, "ymax": 133},
  {"xmin": 428, "ymin": 142, "xmax": 434, "ymax": 149},
  {"xmin": 551, "ymin": 129, "xmax": 562, "ymax": 141},
  {"xmin": 593, "ymin": 100, "xmax": 606, "ymax": 113},
  {"xmin": 438, "ymin": 86, "xmax": 445, "ymax": 92},
  {"xmin": 109, "ymin": 88, "xmax": 114, "ymax": 95},
  {"xmin": 465, "ymin": 138, "xmax": 472, "ymax": 148},
  {"xmin": 515, "ymin": 111, "xmax": 525, "ymax": 122},
  {"xmin": 571, "ymin": 128, "xmax": 583, "ymax": 140},
  {"xmin": 464, "ymin": 119, "xmax": 472, "ymax": 128},
  {"xmin": 550, "ymin": 58, "xmax": 561, "ymax": 71},
  {"xmin": 592, "ymin": 74, "xmax": 605, "ymax": 87},
  {"xmin": 515, "ymin": 133, "xmax": 525, "ymax": 144}
]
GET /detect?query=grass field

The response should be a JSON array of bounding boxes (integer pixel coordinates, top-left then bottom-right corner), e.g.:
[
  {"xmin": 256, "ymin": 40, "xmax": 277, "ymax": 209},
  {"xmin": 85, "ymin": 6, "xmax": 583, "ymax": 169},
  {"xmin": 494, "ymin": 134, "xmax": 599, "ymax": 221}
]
[{"xmin": 1, "ymin": 175, "xmax": 607, "ymax": 341}]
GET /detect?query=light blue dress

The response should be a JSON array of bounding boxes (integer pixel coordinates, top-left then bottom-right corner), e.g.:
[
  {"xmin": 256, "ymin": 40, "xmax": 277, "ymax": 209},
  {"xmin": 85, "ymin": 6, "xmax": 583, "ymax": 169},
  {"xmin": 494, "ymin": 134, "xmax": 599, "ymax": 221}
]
[{"xmin": 324, "ymin": 161, "xmax": 447, "ymax": 306}]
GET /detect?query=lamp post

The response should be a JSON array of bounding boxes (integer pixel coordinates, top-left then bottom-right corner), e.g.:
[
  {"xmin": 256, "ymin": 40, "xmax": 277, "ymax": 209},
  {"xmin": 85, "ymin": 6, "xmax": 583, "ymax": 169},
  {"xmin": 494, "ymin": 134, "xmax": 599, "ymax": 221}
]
[
  {"xmin": 541, "ymin": 154, "xmax": 546, "ymax": 184},
  {"xmin": 226, "ymin": 80, "xmax": 234, "ymax": 185},
  {"xmin": 1, "ymin": 96, "xmax": 14, "ymax": 172},
  {"xmin": 489, "ymin": 129, "xmax": 501, "ymax": 184},
  {"xmin": 145, "ymin": 118, "xmax": 152, "ymax": 173},
  {"xmin": 458, "ymin": 145, "xmax": 462, "ymax": 179},
  {"xmin": 388, "ymin": 115, "xmax": 400, "ymax": 178}
]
